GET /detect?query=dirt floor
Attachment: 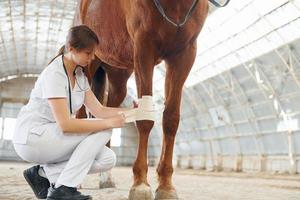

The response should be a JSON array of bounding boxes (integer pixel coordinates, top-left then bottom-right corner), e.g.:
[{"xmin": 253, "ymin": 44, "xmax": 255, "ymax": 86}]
[{"xmin": 0, "ymin": 161, "xmax": 300, "ymax": 200}]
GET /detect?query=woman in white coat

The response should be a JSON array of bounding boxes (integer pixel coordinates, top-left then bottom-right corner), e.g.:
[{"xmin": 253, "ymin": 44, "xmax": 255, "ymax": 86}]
[{"xmin": 12, "ymin": 25, "xmax": 129, "ymax": 200}]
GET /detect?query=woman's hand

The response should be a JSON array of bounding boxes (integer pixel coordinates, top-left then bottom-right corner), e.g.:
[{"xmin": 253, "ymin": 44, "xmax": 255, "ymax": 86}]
[{"xmin": 108, "ymin": 113, "xmax": 126, "ymax": 128}]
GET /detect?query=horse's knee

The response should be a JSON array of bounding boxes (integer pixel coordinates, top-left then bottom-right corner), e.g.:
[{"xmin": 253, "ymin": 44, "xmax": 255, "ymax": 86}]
[
  {"xmin": 162, "ymin": 109, "xmax": 180, "ymax": 135},
  {"xmin": 108, "ymin": 86, "xmax": 127, "ymax": 106}
]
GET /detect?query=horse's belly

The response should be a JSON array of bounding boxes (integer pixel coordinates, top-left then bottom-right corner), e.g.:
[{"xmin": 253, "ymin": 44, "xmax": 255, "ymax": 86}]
[{"xmin": 96, "ymin": 38, "xmax": 134, "ymax": 70}]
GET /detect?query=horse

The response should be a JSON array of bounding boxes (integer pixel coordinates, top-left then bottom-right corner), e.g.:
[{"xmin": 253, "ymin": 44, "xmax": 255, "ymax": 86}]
[{"xmin": 74, "ymin": 0, "xmax": 229, "ymax": 199}]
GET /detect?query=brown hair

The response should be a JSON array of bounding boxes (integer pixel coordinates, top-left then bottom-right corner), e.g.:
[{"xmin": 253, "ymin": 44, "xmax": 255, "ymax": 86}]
[{"xmin": 48, "ymin": 25, "xmax": 99, "ymax": 65}]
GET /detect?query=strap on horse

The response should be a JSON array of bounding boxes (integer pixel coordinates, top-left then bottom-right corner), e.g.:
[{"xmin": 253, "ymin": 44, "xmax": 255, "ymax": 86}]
[
  {"xmin": 153, "ymin": 0, "xmax": 199, "ymax": 28},
  {"xmin": 208, "ymin": 0, "xmax": 231, "ymax": 7},
  {"xmin": 153, "ymin": 0, "xmax": 230, "ymax": 28}
]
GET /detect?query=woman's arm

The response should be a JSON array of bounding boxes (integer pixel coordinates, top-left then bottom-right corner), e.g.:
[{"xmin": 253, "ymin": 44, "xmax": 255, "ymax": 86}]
[
  {"xmin": 83, "ymin": 89, "xmax": 131, "ymax": 118},
  {"xmin": 48, "ymin": 97, "xmax": 125, "ymax": 134}
]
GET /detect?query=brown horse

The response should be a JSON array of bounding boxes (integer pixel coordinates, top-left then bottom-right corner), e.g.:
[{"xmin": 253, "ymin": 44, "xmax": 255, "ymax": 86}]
[{"xmin": 74, "ymin": 0, "xmax": 216, "ymax": 199}]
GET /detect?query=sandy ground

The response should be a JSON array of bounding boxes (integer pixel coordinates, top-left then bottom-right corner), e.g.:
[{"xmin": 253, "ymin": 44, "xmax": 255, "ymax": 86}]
[{"xmin": 0, "ymin": 161, "xmax": 300, "ymax": 200}]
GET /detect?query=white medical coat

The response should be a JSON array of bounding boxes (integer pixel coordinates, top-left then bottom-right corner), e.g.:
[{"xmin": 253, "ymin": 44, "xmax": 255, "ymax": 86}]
[{"xmin": 13, "ymin": 55, "xmax": 90, "ymax": 145}]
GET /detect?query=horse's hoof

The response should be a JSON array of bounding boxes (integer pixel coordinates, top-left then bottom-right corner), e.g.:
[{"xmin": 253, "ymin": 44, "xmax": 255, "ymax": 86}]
[
  {"xmin": 99, "ymin": 179, "xmax": 116, "ymax": 189},
  {"xmin": 155, "ymin": 189, "xmax": 179, "ymax": 200},
  {"xmin": 128, "ymin": 183, "xmax": 154, "ymax": 200},
  {"xmin": 98, "ymin": 171, "xmax": 116, "ymax": 189}
]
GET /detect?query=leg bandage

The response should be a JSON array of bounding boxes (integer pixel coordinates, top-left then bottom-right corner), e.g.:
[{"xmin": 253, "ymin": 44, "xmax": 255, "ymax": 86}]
[{"xmin": 120, "ymin": 96, "xmax": 156, "ymax": 123}]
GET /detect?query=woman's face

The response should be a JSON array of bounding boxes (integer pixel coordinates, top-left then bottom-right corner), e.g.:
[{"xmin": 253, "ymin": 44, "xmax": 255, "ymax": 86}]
[{"xmin": 70, "ymin": 46, "xmax": 96, "ymax": 67}]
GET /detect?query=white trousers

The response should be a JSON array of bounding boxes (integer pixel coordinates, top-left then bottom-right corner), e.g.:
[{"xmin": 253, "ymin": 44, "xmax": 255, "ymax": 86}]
[{"xmin": 13, "ymin": 123, "xmax": 116, "ymax": 187}]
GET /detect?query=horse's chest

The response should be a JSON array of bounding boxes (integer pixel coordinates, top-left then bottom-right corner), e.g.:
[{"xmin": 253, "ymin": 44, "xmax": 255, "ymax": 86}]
[{"xmin": 154, "ymin": 28, "xmax": 196, "ymax": 57}]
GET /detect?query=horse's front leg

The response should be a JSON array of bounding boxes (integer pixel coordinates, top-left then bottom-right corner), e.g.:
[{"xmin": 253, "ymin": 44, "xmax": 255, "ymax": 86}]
[
  {"xmin": 128, "ymin": 32, "xmax": 156, "ymax": 200},
  {"xmin": 155, "ymin": 43, "xmax": 197, "ymax": 200}
]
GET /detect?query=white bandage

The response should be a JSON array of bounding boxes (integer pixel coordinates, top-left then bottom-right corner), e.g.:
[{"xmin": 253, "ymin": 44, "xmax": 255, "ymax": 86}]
[
  {"xmin": 138, "ymin": 96, "xmax": 155, "ymax": 111},
  {"xmin": 120, "ymin": 96, "xmax": 156, "ymax": 123}
]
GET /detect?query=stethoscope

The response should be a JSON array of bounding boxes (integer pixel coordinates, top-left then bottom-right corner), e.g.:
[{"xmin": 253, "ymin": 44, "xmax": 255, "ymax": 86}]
[{"xmin": 61, "ymin": 54, "xmax": 88, "ymax": 114}]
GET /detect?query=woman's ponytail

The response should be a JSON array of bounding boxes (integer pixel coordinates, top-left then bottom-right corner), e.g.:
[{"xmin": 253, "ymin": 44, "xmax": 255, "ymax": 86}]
[{"xmin": 48, "ymin": 45, "xmax": 65, "ymax": 65}]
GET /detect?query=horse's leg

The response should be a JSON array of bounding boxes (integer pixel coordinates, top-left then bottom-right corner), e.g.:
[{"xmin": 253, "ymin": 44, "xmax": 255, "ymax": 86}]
[
  {"xmin": 76, "ymin": 58, "xmax": 133, "ymax": 189},
  {"xmin": 155, "ymin": 43, "xmax": 197, "ymax": 200},
  {"xmin": 105, "ymin": 64, "xmax": 133, "ymax": 108},
  {"xmin": 128, "ymin": 34, "xmax": 156, "ymax": 200},
  {"xmin": 100, "ymin": 64, "xmax": 133, "ymax": 147},
  {"xmin": 98, "ymin": 64, "xmax": 133, "ymax": 189}
]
